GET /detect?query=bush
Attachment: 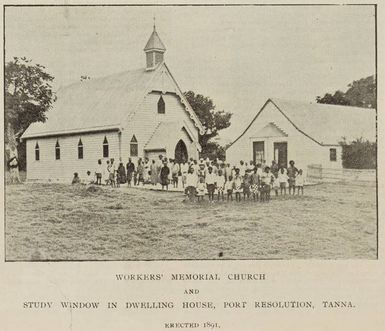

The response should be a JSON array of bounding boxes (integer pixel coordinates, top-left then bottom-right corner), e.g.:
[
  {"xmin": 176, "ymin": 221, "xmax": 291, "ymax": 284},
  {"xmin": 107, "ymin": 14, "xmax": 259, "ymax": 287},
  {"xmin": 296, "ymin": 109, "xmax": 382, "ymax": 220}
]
[{"xmin": 340, "ymin": 138, "xmax": 376, "ymax": 169}]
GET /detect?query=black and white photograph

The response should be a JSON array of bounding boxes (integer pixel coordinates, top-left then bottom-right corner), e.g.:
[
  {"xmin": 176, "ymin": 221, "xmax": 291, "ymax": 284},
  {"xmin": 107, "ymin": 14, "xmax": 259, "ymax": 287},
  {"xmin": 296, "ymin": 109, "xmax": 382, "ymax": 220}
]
[{"xmin": 4, "ymin": 4, "xmax": 377, "ymax": 261}]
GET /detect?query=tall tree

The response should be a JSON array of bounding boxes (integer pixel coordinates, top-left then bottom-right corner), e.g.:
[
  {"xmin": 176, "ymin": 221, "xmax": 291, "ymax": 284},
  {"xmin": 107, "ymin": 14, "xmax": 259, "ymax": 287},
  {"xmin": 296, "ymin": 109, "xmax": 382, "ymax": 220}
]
[
  {"xmin": 184, "ymin": 91, "xmax": 232, "ymax": 159},
  {"xmin": 316, "ymin": 75, "xmax": 376, "ymax": 108},
  {"xmin": 5, "ymin": 57, "xmax": 56, "ymax": 171}
]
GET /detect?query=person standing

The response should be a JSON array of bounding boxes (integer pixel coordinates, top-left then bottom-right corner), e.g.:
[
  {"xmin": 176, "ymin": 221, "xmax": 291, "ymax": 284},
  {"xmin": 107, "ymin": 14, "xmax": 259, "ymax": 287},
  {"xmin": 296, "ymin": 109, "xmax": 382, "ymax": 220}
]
[
  {"xmin": 172, "ymin": 160, "xmax": 180, "ymax": 188},
  {"xmin": 160, "ymin": 161, "xmax": 170, "ymax": 190},
  {"xmin": 136, "ymin": 159, "xmax": 144, "ymax": 186},
  {"xmin": 180, "ymin": 160, "xmax": 189, "ymax": 188},
  {"xmin": 287, "ymin": 160, "xmax": 299, "ymax": 195},
  {"xmin": 8, "ymin": 155, "xmax": 20, "ymax": 184},
  {"xmin": 205, "ymin": 166, "xmax": 216, "ymax": 203},
  {"xmin": 126, "ymin": 158, "xmax": 135, "ymax": 187},
  {"xmin": 150, "ymin": 160, "xmax": 158, "ymax": 185},
  {"xmin": 95, "ymin": 159, "xmax": 103, "ymax": 185},
  {"xmin": 117, "ymin": 162, "xmax": 126, "ymax": 184},
  {"xmin": 271, "ymin": 160, "xmax": 279, "ymax": 177}
]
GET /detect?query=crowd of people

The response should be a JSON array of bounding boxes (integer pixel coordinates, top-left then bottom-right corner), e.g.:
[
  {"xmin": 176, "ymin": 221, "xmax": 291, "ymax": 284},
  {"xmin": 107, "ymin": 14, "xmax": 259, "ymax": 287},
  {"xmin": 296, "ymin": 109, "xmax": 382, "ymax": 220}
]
[{"xmin": 72, "ymin": 155, "xmax": 305, "ymax": 202}]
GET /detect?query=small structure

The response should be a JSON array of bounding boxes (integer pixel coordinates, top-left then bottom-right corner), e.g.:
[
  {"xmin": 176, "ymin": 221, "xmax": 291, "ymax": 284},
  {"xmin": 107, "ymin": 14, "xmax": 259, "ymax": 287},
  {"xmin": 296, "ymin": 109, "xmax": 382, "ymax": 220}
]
[
  {"xmin": 226, "ymin": 98, "xmax": 376, "ymax": 174},
  {"xmin": 21, "ymin": 25, "xmax": 204, "ymax": 181}
]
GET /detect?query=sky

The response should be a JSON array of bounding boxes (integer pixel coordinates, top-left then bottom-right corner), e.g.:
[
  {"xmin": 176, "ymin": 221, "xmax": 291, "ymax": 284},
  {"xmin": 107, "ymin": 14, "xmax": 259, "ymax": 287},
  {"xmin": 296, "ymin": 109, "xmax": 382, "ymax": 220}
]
[{"xmin": 5, "ymin": 5, "xmax": 376, "ymax": 143}]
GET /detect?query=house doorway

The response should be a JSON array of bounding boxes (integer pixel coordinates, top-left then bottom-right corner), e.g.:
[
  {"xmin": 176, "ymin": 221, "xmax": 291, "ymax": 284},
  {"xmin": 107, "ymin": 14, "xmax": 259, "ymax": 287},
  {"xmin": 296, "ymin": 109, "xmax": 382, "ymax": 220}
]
[
  {"xmin": 274, "ymin": 142, "xmax": 288, "ymax": 168},
  {"xmin": 253, "ymin": 141, "xmax": 265, "ymax": 165},
  {"xmin": 175, "ymin": 140, "xmax": 188, "ymax": 163}
]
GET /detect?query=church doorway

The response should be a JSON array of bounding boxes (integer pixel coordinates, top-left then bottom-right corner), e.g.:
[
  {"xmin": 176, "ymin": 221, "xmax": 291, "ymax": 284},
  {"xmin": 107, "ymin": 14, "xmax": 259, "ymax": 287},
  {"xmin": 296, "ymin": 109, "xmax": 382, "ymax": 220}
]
[{"xmin": 174, "ymin": 140, "xmax": 188, "ymax": 163}]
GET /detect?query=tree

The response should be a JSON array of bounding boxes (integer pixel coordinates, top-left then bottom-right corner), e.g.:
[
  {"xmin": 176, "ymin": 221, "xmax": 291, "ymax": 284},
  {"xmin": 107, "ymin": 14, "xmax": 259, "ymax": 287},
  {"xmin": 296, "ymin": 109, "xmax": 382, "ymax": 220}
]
[
  {"xmin": 339, "ymin": 138, "xmax": 376, "ymax": 169},
  {"xmin": 316, "ymin": 75, "xmax": 376, "ymax": 108},
  {"xmin": 5, "ymin": 57, "xmax": 56, "ymax": 172},
  {"xmin": 184, "ymin": 91, "xmax": 232, "ymax": 159}
]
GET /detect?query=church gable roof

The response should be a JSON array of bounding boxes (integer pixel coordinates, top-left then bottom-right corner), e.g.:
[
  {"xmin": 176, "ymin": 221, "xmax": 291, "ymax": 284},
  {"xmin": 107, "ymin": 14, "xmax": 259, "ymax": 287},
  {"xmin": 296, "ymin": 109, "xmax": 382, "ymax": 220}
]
[
  {"xmin": 229, "ymin": 98, "xmax": 376, "ymax": 147},
  {"xmin": 22, "ymin": 67, "xmax": 156, "ymax": 139},
  {"xmin": 22, "ymin": 63, "xmax": 204, "ymax": 139}
]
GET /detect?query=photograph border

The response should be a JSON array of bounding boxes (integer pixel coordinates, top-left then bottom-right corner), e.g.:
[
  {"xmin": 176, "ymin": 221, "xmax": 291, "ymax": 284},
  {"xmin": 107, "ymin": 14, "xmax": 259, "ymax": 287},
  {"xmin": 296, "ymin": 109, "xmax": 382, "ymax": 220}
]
[{"xmin": 3, "ymin": 2, "xmax": 379, "ymax": 262}]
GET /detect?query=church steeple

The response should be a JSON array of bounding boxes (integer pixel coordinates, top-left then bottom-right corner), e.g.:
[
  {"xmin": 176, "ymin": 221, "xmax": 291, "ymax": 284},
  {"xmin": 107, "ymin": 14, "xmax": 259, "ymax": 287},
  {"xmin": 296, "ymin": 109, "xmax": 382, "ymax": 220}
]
[{"xmin": 144, "ymin": 22, "xmax": 166, "ymax": 70}]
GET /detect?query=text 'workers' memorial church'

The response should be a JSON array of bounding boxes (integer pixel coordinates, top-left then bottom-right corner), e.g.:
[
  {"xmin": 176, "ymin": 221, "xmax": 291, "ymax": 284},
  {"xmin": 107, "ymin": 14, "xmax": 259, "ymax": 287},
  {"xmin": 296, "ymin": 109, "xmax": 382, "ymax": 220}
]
[{"xmin": 22, "ymin": 26, "xmax": 204, "ymax": 181}]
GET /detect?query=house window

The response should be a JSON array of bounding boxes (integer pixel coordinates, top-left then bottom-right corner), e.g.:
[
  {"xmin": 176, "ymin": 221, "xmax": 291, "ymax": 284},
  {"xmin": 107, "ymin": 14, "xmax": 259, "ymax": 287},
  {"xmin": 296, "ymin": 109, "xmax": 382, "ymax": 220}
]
[
  {"xmin": 130, "ymin": 135, "xmax": 138, "ymax": 157},
  {"xmin": 78, "ymin": 139, "xmax": 83, "ymax": 159},
  {"xmin": 103, "ymin": 136, "xmax": 109, "ymax": 158},
  {"xmin": 35, "ymin": 142, "xmax": 40, "ymax": 161},
  {"xmin": 55, "ymin": 140, "xmax": 60, "ymax": 160},
  {"xmin": 157, "ymin": 95, "xmax": 165, "ymax": 114},
  {"xmin": 330, "ymin": 148, "xmax": 337, "ymax": 161}
]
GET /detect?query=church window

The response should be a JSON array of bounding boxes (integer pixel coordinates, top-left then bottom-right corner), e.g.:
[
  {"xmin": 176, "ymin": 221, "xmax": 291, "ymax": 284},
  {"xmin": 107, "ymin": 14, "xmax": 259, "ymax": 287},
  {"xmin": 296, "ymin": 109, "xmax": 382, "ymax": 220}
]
[
  {"xmin": 78, "ymin": 139, "xmax": 83, "ymax": 159},
  {"xmin": 35, "ymin": 142, "xmax": 40, "ymax": 161},
  {"xmin": 130, "ymin": 135, "xmax": 138, "ymax": 157},
  {"xmin": 55, "ymin": 140, "xmax": 60, "ymax": 160},
  {"xmin": 157, "ymin": 95, "xmax": 165, "ymax": 114},
  {"xmin": 103, "ymin": 136, "xmax": 109, "ymax": 158}
]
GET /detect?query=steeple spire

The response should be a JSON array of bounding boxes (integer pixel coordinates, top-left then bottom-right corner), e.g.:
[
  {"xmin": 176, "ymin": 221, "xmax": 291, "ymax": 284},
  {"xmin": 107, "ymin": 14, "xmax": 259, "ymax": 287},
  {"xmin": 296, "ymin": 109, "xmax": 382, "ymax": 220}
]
[{"xmin": 144, "ymin": 21, "xmax": 166, "ymax": 70}]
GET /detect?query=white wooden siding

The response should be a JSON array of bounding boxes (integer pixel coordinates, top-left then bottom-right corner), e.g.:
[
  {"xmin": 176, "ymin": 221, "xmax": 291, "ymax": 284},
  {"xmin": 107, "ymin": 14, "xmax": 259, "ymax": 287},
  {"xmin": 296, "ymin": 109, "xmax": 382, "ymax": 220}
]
[
  {"xmin": 226, "ymin": 102, "xmax": 343, "ymax": 176},
  {"xmin": 121, "ymin": 92, "xmax": 199, "ymax": 163},
  {"xmin": 26, "ymin": 131, "xmax": 120, "ymax": 182}
]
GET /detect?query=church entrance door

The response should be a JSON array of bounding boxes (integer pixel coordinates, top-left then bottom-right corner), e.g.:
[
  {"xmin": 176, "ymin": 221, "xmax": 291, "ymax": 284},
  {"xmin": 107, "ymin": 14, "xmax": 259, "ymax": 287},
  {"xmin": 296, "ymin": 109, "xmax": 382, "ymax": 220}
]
[{"xmin": 174, "ymin": 140, "xmax": 188, "ymax": 163}]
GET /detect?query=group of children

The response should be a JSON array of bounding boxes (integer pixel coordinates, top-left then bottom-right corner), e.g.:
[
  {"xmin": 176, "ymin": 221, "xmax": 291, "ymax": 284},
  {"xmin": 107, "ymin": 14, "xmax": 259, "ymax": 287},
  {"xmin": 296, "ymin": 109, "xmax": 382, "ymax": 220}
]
[
  {"xmin": 71, "ymin": 156, "xmax": 305, "ymax": 203},
  {"xmin": 183, "ymin": 159, "xmax": 304, "ymax": 203}
]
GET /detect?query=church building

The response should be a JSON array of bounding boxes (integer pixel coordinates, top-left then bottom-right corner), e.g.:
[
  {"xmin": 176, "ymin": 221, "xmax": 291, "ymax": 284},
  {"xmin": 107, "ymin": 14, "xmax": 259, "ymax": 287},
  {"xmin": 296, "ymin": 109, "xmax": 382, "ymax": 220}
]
[{"xmin": 21, "ymin": 26, "xmax": 204, "ymax": 181}]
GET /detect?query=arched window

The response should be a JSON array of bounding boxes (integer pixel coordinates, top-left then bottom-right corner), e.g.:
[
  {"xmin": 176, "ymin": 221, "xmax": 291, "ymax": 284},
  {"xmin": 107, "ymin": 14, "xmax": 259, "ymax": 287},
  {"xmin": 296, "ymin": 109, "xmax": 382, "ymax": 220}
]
[
  {"xmin": 157, "ymin": 95, "xmax": 165, "ymax": 114},
  {"xmin": 103, "ymin": 136, "xmax": 109, "ymax": 158},
  {"xmin": 55, "ymin": 140, "xmax": 60, "ymax": 160},
  {"xmin": 78, "ymin": 139, "xmax": 83, "ymax": 159},
  {"xmin": 35, "ymin": 142, "xmax": 40, "ymax": 161},
  {"xmin": 130, "ymin": 135, "xmax": 138, "ymax": 157}
]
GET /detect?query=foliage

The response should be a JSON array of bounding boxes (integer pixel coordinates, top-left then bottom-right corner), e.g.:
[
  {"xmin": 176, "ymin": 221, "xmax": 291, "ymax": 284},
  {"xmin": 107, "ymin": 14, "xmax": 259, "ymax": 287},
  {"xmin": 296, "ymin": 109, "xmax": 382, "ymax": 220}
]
[
  {"xmin": 199, "ymin": 141, "xmax": 226, "ymax": 161},
  {"xmin": 339, "ymin": 138, "xmax": 376, "ymax": 169},
  {"xmin": 316, "ymin": 75, "xmax": 376, "ymax": 108},
  {"xmin": 5, "ymin": 57, "xmax": 56, "ymax": 169},
  {"xmin": 184, "ymin": 91, "xmax": 232, "ymax": 158}
]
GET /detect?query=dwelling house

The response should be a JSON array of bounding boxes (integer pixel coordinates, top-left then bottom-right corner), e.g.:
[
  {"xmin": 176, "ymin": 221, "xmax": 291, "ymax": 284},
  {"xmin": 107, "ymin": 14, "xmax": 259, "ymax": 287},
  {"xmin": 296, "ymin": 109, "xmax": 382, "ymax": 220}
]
[
  {"xmin": 226, "ymin": 98, "xmax": 376, "ymax": 174},
  {"xmin": 21, "ymin": 26, "xmax": 204, "ymax": 181}
]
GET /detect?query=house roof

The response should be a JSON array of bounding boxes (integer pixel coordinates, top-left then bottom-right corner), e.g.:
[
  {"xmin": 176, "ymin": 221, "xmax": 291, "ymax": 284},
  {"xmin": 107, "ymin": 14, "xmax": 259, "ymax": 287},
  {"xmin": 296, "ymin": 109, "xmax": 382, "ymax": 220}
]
[
  {"xmin": 21, "ymin": 63, "xmax": 204, "ymax": 139},
  {"xmin": 230, "ymin": 98, "xmax": 376, "ymax": 147},
  {"xmin": 144, "ymin": 28, "xmax": 166, "ymax": 52}
]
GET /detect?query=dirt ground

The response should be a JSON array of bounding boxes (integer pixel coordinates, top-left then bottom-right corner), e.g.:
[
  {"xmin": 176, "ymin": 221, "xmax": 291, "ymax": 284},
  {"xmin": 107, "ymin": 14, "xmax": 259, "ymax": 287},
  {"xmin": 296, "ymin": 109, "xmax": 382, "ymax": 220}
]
[{"xmin": 5, "ymin": 181, "xmax": 377, "ymax": 260}]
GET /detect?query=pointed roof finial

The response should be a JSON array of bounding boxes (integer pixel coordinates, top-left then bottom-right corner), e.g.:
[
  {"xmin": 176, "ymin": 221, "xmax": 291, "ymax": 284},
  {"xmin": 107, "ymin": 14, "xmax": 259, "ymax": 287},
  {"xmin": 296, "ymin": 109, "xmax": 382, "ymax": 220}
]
[
  {"xmin": 144, "ymin": 18, "xmax": 166, "ymax": 52},
  {"xmin": 153, "ymin": 15, "xmax": 156, "ymax": 31}
]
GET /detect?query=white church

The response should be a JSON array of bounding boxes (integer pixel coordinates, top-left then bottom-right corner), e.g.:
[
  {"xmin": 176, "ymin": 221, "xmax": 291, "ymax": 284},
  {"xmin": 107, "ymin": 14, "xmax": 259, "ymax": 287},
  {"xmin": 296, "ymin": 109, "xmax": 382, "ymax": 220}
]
[{"xmin": 21, "ymin": 26, "xmax": 204, "ymax": 181}]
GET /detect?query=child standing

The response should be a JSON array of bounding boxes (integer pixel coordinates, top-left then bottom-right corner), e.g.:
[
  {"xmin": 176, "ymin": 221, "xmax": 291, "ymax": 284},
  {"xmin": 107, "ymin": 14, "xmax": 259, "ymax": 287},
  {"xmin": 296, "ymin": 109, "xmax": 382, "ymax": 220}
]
[
  {"xmin": 205, "ymin": 166, "xmax": 216, "ymax": 203},
  {"xmin": 250, "ymin": 168, "xmax": 259, "ymax": 201},
  {"xmin": 185, "ymin": 167, "xmax": 197, "ymax": 202},
  {"xmin": 95, "ymin": 159, "xmax": 103, "ymax": 185},
  {"xmin": 216, "ymin": 169, "xmax": 226, "ymax": 201},
  {"xmin": 242, "ymin": 173, "xmax": 251, "ymax": 200},
  {"xmin": 196, "ymin": 176, "xmax": 206, "ymax": 202},
  {"xmin": 278, "ymin": 167, "xmax": 288, "ymax": 195},
  {"xmin": 225, "ymin": 176, "xmax": 234, "ymax": 201},
  {"xmin": 172, "ymin": 161, "xmax": 180, "ymax": 188},
  {"xmin": 104, "ymin": 160, "xmax": 110, "ymax": 185},
  {"xmin": 260, "ymin": 166, "xmax": 273, "ymax": 202},
  {"xmin": 296, "ymin": 169, "xmax": 304, "ymax": 195},
  {"xmin": 233, "ymin": 169, "xmax": 243, "ymax": 202}
]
